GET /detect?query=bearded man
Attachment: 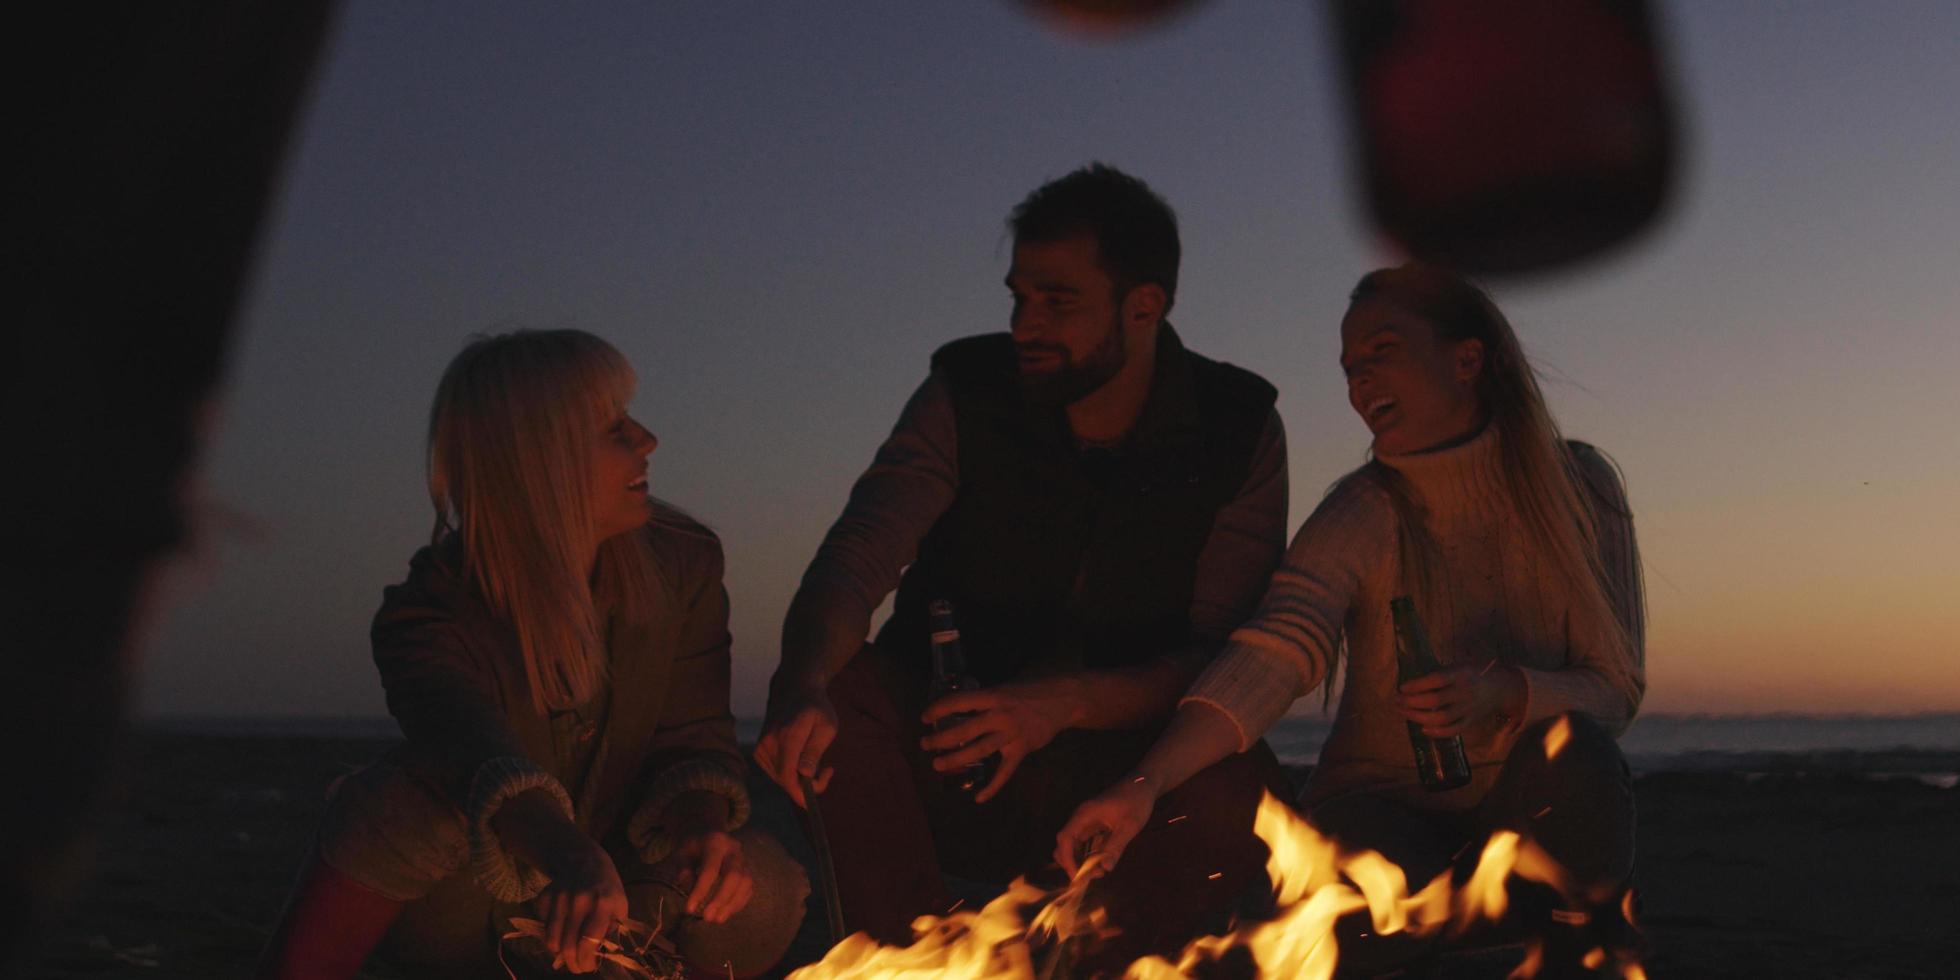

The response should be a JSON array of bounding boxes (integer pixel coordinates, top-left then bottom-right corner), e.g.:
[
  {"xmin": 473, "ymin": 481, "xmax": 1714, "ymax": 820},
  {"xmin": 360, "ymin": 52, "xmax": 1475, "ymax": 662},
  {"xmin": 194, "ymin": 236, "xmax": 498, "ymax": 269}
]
[{"xmin": 756, "ymin": 163, "xmax": 1291, "ymax": 969}]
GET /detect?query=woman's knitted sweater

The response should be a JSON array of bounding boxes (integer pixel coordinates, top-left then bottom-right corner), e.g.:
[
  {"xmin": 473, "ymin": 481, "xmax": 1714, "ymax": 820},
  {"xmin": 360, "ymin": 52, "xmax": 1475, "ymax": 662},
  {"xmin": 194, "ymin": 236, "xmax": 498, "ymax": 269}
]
[{"xmin": 1184, "ymin": 425, "xmax": 1644, "ymax": 811}]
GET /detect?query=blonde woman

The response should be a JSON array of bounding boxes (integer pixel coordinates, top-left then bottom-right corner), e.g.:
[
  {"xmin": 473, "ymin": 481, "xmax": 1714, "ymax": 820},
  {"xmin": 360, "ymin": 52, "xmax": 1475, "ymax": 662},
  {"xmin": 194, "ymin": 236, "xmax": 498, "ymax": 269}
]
[
  {"xmin": 258, "ymin": 330, "xmax": 806, "ymax": 979},
  {"xmin": 1056, "ymin": 265, "xmax": 1645, "ymax": 972}
]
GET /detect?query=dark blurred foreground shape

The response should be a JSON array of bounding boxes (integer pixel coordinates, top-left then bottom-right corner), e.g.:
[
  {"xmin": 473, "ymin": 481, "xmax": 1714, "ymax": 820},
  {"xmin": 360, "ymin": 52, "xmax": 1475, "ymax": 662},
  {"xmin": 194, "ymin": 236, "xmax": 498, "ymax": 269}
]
[
  {"xmin": 1332, "ymin": 0, "xmax": 1680, "ymax": 276},
  {"xmin": 3, "ymin": 1, "xmax": 334, "ymax": 968},
  {"xmin": 1016, "ymin": 0, "xmax": 1211, "ymax": 36}
]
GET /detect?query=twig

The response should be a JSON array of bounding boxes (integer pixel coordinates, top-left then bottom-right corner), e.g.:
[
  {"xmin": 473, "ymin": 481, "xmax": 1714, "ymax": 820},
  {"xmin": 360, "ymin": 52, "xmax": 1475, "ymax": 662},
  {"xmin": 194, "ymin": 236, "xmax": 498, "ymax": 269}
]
[{"xmin": 800, "ymin": 773, "xmax": 848, "ymax": 945}]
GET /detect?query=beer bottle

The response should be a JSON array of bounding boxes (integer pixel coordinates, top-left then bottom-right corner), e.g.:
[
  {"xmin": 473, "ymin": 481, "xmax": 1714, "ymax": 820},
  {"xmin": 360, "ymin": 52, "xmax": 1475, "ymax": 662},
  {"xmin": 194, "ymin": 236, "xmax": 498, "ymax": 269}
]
[
  {"xmin": 926, "ymin": 599, "xmax": 998, "ymax": 795},
  {"xmin": 1390, "ymin": 596, "xmax": 1473, "ymax": 791}
]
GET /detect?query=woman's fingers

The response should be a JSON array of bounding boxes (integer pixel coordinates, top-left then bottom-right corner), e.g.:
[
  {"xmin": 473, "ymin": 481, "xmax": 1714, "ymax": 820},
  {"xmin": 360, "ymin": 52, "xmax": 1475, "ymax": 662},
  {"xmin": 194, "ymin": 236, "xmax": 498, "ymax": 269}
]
[
  {"xmin": 554, "ymin": 892, "xmax": 593, "ymax": 969},
  {"xmin": 545, "ymin": 890, "xmax": 573, "ymax": 963},
  {"xmin": 1054, "ymin": 798, "xmax": 1140, "ymax": 878},
  {"xmin": 532, "ymin": 841, "xmax": 629, "ymax": 972},
  {"xmin": 703, "ymin": 857, "xmax": 754, "ymax": 923},
  {"xmin": 572, "ymin": 897, "xmax": 616, "ymax": 973},
  {"xmin": 686, "ymin": 834, "xmax": 742, "ymax": 917},
  {"xmin": 1054, "ymin": 811, "xmax": 1097, "ymax": 878}
]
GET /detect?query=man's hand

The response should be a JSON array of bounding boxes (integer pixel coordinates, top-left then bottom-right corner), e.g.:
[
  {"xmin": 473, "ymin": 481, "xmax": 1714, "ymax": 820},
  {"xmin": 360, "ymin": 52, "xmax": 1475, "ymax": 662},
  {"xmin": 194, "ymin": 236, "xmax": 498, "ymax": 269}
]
[
  {"xmin": 1053, "ymin": 774, "xmax": 1157, "ymax": 879},
  {"xmin": 920, "ymin": 677, "xmax": 1080, "ymax": 803},
  {"xmin": 753, "ymin": 683, "xmax": 837, "ymax": 808},
  {"xmin": 1395, "ymin": 661, "xmax": 1526, "ymax": 736}
]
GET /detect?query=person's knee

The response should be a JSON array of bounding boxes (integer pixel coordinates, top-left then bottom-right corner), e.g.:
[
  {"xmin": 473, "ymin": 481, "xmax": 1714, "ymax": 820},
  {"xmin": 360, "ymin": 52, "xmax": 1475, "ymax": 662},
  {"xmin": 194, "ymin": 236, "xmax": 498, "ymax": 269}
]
[
  {"xmin": 1512, "ymin": 712, "xmax": 1629, "ymax": 790},
  {"xmin": 317, "ymin": 761, "xmax": 469, "ymax": 903},
  {"xmin": 671, "ymin": 827, "xmax": 810, "ymax": 977}
]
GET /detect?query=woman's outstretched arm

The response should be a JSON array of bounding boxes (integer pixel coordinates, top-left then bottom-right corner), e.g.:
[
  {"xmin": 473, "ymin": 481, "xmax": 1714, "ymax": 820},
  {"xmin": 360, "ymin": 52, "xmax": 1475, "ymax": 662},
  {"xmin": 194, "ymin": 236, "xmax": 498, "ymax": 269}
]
[
  {"xmin": 1054, "ymin": 474, "xmax": 1397, "ymax": 876},
  {"xmin": 1052, "ymin": 700, "xmax": 1245, "ymax": 877}
]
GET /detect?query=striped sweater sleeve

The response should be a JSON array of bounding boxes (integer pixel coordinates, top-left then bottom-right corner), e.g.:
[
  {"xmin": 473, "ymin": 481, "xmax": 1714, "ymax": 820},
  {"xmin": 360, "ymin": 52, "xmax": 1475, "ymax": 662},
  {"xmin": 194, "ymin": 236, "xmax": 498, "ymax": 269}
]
[{"xmin": 1184, "ymin": 475, "xmax": 1397, "ymax": 750}]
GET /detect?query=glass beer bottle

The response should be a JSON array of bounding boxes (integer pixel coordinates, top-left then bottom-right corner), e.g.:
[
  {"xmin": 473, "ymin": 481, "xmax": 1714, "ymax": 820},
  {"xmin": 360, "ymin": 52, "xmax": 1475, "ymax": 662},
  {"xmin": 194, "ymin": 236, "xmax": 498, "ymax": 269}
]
[
  {"xmin": 1391, "ymin": 596, "xmax": 1473, "ymax": 791},
  {"xmin": 926, "ymin": 599, "xmax": 997, "ymax": 795}
]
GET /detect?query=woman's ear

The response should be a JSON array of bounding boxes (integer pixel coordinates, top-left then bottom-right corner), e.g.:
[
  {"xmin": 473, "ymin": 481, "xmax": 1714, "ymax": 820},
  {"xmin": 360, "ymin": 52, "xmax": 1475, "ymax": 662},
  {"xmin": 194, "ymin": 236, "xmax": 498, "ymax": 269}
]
[{"xmin": 1453, "ymin": 337, "xmax": 1486, "ymax": 383}]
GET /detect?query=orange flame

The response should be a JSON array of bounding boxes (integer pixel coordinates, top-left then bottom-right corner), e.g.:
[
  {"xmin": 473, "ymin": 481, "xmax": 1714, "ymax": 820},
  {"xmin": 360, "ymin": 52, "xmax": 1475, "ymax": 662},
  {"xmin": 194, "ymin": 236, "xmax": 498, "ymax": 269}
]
[
  {"xmin": 1509, "ymin": 940, "xmax": 1545, "ymax": 979},
  {"xmin": 1543, "ymin": 716, "xmax": 1573, "ymax": 760},
  {"xmin": 791, "ymin": 790, "xmax": 1641, "ymax": 979}
]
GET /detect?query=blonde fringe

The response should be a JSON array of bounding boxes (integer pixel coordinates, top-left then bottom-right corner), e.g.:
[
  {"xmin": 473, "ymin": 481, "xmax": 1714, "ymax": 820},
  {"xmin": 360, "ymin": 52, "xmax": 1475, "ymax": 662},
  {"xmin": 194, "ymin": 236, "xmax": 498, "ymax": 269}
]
[{"xmin": 428, "ymin": 329, "xmax": 669, "ymax": 715}]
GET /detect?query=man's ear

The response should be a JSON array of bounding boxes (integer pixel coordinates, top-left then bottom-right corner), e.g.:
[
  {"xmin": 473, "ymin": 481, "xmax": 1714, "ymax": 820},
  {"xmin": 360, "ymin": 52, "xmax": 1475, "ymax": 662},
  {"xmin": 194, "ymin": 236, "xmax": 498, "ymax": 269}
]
[
  {"xmin": 1122, "ymin": 283, "xmax": 1167, "ymax": 331},
  {"xmin": 1453, "ymin": 337, "xmax": 1486, "ymax": 383}
]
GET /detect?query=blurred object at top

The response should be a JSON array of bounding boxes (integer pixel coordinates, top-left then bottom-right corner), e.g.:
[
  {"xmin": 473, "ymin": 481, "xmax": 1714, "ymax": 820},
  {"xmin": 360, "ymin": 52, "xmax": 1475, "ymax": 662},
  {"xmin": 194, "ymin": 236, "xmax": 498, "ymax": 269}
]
[
  {"xmin": 1015, "ymin": 0, "xmax": 1210, "ymax": 37},
  {"xmin": 1333, "ymin": 0, "xmax": 1680, "ymax": 277}
]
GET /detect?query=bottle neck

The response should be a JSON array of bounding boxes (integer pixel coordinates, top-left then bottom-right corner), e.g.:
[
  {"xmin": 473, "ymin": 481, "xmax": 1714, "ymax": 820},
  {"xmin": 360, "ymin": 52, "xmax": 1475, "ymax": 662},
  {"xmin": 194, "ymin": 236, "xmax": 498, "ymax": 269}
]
[{"xmin": 930, "ymin": 635, "xmax": 964, "ymax": 677}]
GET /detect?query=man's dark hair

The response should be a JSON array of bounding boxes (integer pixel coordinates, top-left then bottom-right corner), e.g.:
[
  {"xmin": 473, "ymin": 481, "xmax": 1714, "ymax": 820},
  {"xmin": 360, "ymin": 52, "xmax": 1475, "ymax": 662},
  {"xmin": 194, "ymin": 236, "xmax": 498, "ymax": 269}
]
[{"xmin": 1009, "ymin": 163, "xmax": 1180, "ymax": 313}]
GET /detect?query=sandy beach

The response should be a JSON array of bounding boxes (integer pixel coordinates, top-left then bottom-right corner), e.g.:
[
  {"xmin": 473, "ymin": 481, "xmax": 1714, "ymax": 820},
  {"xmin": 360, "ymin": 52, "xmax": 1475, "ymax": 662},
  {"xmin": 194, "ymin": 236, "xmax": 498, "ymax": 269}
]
[{"xmin": 21, "ymin": 733, "xmax": 1959, "ymax": 979}]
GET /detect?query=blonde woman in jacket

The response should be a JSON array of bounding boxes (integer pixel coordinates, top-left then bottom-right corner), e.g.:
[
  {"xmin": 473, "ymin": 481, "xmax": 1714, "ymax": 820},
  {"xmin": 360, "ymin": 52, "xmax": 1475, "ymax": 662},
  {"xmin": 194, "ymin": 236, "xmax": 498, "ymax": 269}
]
[{"xmin": 259, "ymin": 330, "xmax": 805, "ymax": 979}]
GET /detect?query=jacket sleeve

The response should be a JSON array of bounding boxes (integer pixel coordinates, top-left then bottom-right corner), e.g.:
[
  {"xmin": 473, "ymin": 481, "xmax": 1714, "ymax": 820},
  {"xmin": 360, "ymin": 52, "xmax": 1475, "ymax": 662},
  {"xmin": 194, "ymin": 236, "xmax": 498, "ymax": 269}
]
[
  {"xmin": 371, "ymin": 594, "xmax": 574, "ymax": 902},
  {"xmin": 795, "ymin": 372, "xmax": 960, "ymax": 621},
  {"xmin": 1173, "ymin": 407, "xmax": 1290, "ymax": 674},
  {"xmin": 1512, "ymin": 443, "xmax": 1647, "ymax": 735},
  {"xmin": 625, "ymin": 529, "xmax": 750, "ymax": 865}
]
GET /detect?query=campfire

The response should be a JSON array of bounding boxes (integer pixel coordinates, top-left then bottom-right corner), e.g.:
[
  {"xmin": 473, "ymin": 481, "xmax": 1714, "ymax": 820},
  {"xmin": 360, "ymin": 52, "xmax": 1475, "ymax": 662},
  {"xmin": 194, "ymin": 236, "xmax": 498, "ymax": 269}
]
[{"xmin": 790, "ymin": 722, "xmax": 1644, "ymax": 979}]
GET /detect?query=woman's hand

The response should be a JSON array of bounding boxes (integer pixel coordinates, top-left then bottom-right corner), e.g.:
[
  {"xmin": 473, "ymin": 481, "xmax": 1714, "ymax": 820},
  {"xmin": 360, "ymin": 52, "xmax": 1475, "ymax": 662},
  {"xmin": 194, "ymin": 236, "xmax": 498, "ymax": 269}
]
[
  {"xmin": 663, "ymin": 829, "xmax": 754, "ymax": 924},
  {"xmin": 658, "ymin": 791, "xmax": 753, "ymax": 924},
  {"xmin": 534, "ymin": 836, "xmax": 630, "ymax": 974},
  {"xmin": 1395, "ymin": 662, "xmax": 1525, "ymax": 736},
  {"xmin": 1052, "ymin": 774, "xmax": 1158, "ymax": 880},
  {"xmin": 492, "ymin": 789, "xmax": 628, "ymax": 973}
]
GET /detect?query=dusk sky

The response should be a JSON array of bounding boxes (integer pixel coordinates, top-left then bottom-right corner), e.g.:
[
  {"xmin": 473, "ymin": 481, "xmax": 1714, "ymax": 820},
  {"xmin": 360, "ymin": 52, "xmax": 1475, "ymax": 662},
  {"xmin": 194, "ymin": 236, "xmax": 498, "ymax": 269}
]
[{"xmin": 141, "ymin": 1, "xmax": 1960, "ymax": 724}]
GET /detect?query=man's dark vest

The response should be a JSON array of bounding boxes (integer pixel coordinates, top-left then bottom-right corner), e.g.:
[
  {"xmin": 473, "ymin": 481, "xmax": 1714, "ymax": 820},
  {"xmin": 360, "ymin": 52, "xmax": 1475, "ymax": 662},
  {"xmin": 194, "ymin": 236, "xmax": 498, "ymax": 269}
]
[{"xmin": 874, "ymin": 325, "xmax": 1277, "ymax": 686}]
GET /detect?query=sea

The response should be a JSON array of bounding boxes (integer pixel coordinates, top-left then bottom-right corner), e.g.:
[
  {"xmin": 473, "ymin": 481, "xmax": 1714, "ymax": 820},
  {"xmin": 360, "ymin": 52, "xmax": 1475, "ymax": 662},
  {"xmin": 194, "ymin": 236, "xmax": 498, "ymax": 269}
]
[{"xmin": 154, "ymin": 712, "xmax": 1960, "ymax": 788}]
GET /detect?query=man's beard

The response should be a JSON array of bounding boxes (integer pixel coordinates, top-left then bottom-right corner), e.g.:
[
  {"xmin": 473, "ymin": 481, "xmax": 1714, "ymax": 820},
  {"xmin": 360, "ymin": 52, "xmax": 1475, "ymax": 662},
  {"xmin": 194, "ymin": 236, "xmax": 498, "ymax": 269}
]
[{"xmin": 1018, "ymin": 318, "xmax": 1127, "ymax": 408}]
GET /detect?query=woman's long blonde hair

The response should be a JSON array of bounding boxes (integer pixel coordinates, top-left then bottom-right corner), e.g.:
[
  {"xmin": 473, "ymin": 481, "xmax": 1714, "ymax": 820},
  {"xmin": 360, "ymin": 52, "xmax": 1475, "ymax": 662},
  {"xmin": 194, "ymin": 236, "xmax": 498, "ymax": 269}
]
[
  {"xmin": 1325, "ymin": 264, "xmax": 1641, "ymax": 705},
  {"xmin": 427, "ymin": 329, "xmax": 663, "ymax": 714}
]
